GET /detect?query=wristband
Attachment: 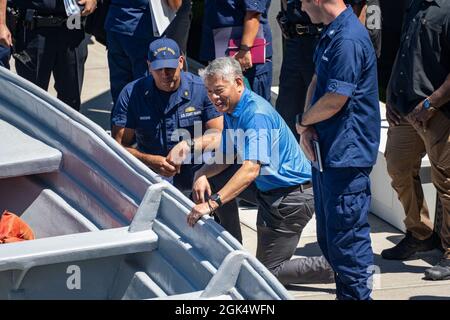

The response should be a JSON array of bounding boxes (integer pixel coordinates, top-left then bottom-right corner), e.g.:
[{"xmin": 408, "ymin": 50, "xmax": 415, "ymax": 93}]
[{"xmin": 239, "ymin": 44, "xmax": 251, "ymax": 52}]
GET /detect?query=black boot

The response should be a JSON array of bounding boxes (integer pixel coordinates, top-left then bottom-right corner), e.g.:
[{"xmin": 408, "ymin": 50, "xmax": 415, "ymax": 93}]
[
  {"xmin": 381, "ymin": 232, "xmax": 436, "ymax": 260},
  {"xmin": 424, "ymin": 256, "xmax": 450, "ymax": 280},
  {"xmin": 275, "ymin": 255, "xmax": 335, "ymax": 285},
  {"xmin": 432, "ymin": 232, "xmax": 444, "ymax": 252}
]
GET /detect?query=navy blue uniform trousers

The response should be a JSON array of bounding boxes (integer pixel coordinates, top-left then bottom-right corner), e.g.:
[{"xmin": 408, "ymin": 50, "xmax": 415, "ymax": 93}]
[
  {"xmin": 312, "ymin": 166, "xmax": 374, "ymax": 300},
  {"xmin": 14, "ymin": 26, "xmax": 87, "ymax": 111},
  {"xmin": 244, "ymin": 60, "xmax": 273, "ymax": 102},
  {"xmin": 106, "ymin": 31, "xmax": 152, "ymax": 105},
  {"xmin": 276, "ymin": 36, "xmax": 317, "ymax": 140},
  {"xmin": 0, "ymin": 44, "xmax": 10, "ymax": 69}
]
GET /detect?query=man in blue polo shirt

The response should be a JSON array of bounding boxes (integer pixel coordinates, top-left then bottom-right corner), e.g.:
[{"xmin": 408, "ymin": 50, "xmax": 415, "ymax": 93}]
[
  {"xmin": 111, "ymin": 38, "xmax": 223, "ymax": 191},
  {"xmin": 297, "ymin": 0, "xmax": 380, "ymax": 300},
  {"xmin": 200, "ymin": 0, "xmax": 273, "ymax": 101},
  {"xmin": 187, "ymin": 57, "xmax": 334, "ymax": 286}
]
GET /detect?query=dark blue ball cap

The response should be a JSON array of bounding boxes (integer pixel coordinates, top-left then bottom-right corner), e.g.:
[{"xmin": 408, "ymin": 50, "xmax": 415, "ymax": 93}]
[{"xmin": 148, "ymin": 38, "xmax": 181, "ymax": 70}]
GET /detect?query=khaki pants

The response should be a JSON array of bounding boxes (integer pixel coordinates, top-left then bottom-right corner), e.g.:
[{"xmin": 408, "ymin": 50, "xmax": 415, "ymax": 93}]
[{"xmin": 385, "ymin": 110, "xmax": 450, "ymax": 257}]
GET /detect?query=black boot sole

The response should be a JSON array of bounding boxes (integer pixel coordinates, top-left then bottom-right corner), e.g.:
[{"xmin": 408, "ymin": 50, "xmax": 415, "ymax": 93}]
[
  {"xmin": 424, "ymin": 274, "xmax": 450, "ymax": 281},
  {"xmin": 381, "ymin": 247, "xmax": 436, "ymax": 261}
]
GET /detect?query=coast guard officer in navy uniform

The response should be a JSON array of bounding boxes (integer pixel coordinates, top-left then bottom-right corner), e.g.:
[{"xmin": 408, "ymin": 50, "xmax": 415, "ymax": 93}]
[
  {"xmin": 111, "ymin": 38, "xmax": 223, "ymax": 192},
  {"xmin": 298, "ymin": 0, "xmax": 380, "ymax": 300}
]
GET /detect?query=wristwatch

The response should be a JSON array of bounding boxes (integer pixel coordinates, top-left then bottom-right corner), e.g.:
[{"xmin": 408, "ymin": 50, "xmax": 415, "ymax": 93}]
[
  {"xmin": 209, "ymin": 193, "xmax": 223, "ymax": 207},
  {"xmin": 422, "ymin": 98, "xmax": 437, "ymax": 112},
  {"xmin": 295, "ymin": 113, "xmax": 308, "ymax": 128},
  {"xmin": 423, "ymin": 98, "xmax": 432, "ymax": 110},
  {"xmin": 239, "ymin": 44, "xmax": 251, "ymax": 52}
]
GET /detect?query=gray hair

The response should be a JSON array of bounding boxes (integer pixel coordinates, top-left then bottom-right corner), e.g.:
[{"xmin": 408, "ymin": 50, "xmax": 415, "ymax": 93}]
[{"xmin": 199, "ymin": 57, "xmax": 244, "ymax": 83}]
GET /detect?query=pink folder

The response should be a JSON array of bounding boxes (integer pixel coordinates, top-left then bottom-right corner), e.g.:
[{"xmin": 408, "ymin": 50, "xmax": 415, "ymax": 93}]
[{"xmin": 228, "ymin": 38, "xmax": 267, "ymax": 64}]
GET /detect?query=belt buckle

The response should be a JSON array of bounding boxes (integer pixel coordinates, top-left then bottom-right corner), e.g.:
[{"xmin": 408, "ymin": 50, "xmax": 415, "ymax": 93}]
[{"xmin": 295, "ymin": 25, "xmax": 309, "ymax": 35}]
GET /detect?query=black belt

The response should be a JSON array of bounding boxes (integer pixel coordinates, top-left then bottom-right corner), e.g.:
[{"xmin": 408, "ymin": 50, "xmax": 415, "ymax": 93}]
[
  {"xmin": 33, "ymin": 15, "xmax": 68, "ymax": 28},
  {"xmin": 293, "ymin": 24, "xmax": 323, "ymax": 36},
  {"xmin": 261, "ymin": 182, "xmax": 312, "ymax": 195},
  {"xmin": 18, "ymin": 9, "xmax": 79, "ymax": 30}
]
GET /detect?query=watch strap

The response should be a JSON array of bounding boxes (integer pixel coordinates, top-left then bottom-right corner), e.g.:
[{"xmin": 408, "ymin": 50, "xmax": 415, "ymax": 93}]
[
  {"xmin": 239, "ymin": 44, "xmax": 251, "ymax": 52},
  {"xmin": 210, "ymin": 193, "xmax": 223, "ymax": 207}
]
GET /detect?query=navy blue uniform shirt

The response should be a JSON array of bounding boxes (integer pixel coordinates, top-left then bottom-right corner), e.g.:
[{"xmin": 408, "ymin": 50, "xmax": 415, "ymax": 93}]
[
  {"xmin": 312, "ymin": 6, "xmax": 380, "ymax": 168},
  {"xmin": 200, "ymin": 0, "xmax": 273, "ymax": 65},
  {"xmin": 105, "ymin": 0, "xmax": 154, "ymax": 39},
  {"xmin": 111, "ymin": 71, "xmax": 222, "ymax": 156}
]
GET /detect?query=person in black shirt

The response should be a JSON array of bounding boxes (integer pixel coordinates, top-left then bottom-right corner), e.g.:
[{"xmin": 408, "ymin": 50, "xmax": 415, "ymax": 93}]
[{"xmin": 382, "ymin": 0, "xmax": 450, "ymax": 281}]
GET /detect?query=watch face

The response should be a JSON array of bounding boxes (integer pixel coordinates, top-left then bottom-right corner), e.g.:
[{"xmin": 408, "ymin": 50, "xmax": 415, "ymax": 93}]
[
  {"xmin": 210, "ymin": 193, "xmax": 221, "ymax": 205},
  {"xmin": 423, "ymin": 99, "xmax": 430, "ymax": 109}
]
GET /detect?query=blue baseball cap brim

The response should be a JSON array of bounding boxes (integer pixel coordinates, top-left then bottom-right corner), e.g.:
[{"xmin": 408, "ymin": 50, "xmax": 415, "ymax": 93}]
[{"xmin": 150, "ymin": 58, "xmax": 179, "ymax": 70}]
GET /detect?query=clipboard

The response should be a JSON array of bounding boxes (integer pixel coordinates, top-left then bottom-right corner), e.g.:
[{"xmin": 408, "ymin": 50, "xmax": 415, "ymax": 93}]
[
  {"xmin": 312, "ymin": 140, "xmax": 324, "ymax": 172},
  {"xmin": 213, "ymin": 25, "xmax": 266, "ymax": 62},
  {"xmin": 63, "ymin": 0, "xmax": 83, "ymax": 16},
  {"xmin": 228, "ymin": 38, "xmax": 267, "ymax": 64},
  {"xmin": 149, "ymin": 0, "xmax": 177, "ymax": 37}
]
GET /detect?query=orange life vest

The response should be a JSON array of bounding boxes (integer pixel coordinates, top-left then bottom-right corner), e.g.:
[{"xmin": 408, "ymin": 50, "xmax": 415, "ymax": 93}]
[{"xmin": 0, "ymin": 210, "xmax": 35, "ymax": 244}]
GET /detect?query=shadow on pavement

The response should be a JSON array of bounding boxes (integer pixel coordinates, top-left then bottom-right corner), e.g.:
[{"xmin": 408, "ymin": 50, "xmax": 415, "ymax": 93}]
[
  {"xmin": 410, "ymin": 295, "xmax": 450, "ymax": 300},
  {"xmin": 285, "ymin": 284, "xmax": 336, "ymax": 295},
  {"xmin": 80, "ymin": 90, "xmax": 113, "ymax": 131}
]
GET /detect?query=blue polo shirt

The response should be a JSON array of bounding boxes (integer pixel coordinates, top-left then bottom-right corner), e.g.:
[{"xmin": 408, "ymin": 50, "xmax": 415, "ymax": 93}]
[
  {"xmin": 221, "ymin": 89, "xmax": 311, "ymax": 192},
  {"xmin": 111, "ymin": 72, "xmax": 222, "ymax": 156},
  {"xmin": 200, "ymin": 0, "xmax": 272, "ymax": 75},
  {"xmin": 105, "ymin": 0, "xmax": 154, "ymax": 39},
  {"xmin": 312, "ymin": 6, "xmax": 380, "ymax": 168}
]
